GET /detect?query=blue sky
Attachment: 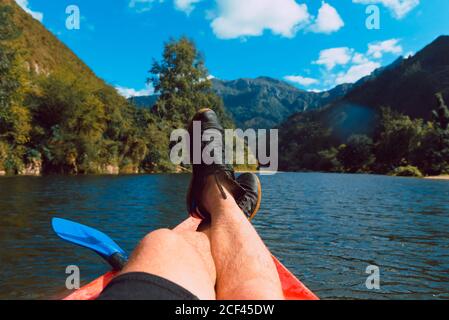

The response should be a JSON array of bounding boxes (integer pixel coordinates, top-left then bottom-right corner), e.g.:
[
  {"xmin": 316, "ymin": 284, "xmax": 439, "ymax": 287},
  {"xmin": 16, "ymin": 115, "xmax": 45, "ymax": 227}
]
[{"xmin": 16, "ymin": 0, "xmax": 449, "ymax": 96}]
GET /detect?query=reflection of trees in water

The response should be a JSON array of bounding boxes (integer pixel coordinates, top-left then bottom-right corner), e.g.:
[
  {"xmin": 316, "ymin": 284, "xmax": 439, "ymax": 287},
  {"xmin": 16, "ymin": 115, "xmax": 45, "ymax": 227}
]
[{"xmin": 0, "ymin": 177, "xmax": 56, "ymax": 239}]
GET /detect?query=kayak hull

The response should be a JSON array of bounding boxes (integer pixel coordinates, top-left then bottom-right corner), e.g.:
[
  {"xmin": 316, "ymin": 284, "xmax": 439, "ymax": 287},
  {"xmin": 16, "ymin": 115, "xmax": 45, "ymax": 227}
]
[{"xmin": 63, "ymin": 217, "xmax": 318, "ymax": 300}]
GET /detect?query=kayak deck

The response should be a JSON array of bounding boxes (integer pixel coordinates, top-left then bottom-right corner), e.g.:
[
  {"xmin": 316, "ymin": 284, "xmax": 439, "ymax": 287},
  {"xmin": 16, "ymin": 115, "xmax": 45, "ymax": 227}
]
[{"xmin": 63, "ymin": 217, "xmax": 318, "ymax": 300}]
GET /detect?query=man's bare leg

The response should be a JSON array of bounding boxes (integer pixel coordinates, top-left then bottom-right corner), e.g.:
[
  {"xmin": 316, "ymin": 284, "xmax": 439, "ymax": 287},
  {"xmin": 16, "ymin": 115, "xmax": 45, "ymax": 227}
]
[
  {"xmin": 201, "ymin": 176, "xmax": 284, "ymax": 300},
  {"xmin": 121, "ymin": 228, "xmax": 216, "ymax": 300}
]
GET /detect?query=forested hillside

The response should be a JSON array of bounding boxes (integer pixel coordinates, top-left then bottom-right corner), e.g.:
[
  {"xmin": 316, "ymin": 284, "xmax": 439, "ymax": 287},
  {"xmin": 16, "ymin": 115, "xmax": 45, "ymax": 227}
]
[
  {"xmin": 0, "ymin": 1, "xmax": 235, "ymax": 175},
  {"xmin": 278, "ymin": 36, "xmax": 449, "ymax": 176}
]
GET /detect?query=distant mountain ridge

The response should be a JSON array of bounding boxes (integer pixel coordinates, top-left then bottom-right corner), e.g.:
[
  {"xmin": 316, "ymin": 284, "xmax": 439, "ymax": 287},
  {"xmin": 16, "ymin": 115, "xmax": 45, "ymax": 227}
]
[
  {"xmin": 297, "ymin": 35, "xmax": 449, "ymax": 141},
  {"xmin": 212, "ymin": 77, "xmax": 352, "ymax": 129},
  {"xmin": 131, "ymin": 76, "xmax": 352, "ymax": 129},
  {"xmin": 314, "ymin": 36, "xmax": 449, "ymax": 138}
]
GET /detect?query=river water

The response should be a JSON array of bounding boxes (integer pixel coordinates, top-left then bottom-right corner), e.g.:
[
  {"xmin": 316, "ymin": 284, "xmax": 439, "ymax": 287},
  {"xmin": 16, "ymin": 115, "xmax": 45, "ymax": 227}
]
[{"xmin": 0, "ymin": 173, "xmax": 448, "ymax": 299}]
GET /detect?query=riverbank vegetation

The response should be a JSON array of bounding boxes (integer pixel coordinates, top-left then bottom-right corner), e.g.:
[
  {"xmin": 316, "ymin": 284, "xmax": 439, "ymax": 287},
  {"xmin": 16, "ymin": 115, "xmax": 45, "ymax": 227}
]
[
  {"xmin": 1, "ymin": 2, "xmax": 448, "ymax": 178},
  {"xmin": 0, "ymin": 3, "xmax": 240, "ymax": 175},
  {"xmin": 279, "ymin": 94, "xmax": 449, "ymax": 177}
]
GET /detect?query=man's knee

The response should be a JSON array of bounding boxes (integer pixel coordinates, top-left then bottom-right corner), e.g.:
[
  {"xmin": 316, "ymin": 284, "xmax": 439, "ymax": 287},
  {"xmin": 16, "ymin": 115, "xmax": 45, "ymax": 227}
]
[
  {"xmin": 137, "ymin": 229, "xmax": 211, "ymax": 258},
  {"xmin": 139, "ymin": 229, "xmax": 180, "ymax": 251}
]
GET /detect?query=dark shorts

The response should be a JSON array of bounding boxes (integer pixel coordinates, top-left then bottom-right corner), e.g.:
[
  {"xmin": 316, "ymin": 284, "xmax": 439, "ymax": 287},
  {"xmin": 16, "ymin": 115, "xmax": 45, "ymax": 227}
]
[{"xmin": 97, "ymin": 272, "xmax": 199, "ymax": 300}]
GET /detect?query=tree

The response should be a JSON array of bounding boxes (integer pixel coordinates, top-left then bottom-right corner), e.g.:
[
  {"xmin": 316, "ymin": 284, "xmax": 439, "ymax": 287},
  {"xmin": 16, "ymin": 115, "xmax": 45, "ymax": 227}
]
[
  {"xmin": 374, "ymin": 108, "xmax": 423, "ymax": 173},
  {"xmin": 414, "ymin": 94, "xmax": 449, "ymax": 175},
  {"xmin": 278, "ymin": 113, "xmax": 337, "ymax": 171},
  {"xmin": 30, "ymin": 74, "xmax": 108, "ymax": 173},
  {"xmin": 0, "ymin": 4, "xmax": 31, "ymax": 173},
  {"xmin": 149, "ymin": 37, "xmax": 231, "ymax": 127},
  {"xmin": 432, "ymin": 94, "xmax": 449, "ymax": 174},
  {"xmin": 433, "ymin": 93, "xmax": 449, "ymax": 131},
  {"xmin": 337, "ymin": 134, "xmax": 374, "ymax": 173},
  {"xmin": 317, "ymin": 147, "xmax": 342, "ymax": 172},
  {"xmin": 141, "ymin": 119, "xmax": 174, "ymax": 172}
]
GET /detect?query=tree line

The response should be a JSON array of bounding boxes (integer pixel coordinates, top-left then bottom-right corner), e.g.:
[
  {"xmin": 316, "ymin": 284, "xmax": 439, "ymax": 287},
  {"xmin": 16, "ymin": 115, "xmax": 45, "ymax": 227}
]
[
  {"xmin": 0, "ymin": 5, "xmax": 230, "ymax": 175},
  {"xmin": 2, "ymin": 3, "xmax": 448, "ymax": 177},
  {"xmin": 279, "ymin": 95, "xmax": 449, "ymax": 177}
]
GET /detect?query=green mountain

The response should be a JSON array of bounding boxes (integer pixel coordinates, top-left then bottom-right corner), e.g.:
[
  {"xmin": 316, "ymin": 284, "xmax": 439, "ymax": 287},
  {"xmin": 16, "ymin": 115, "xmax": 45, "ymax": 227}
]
[
  {"xmin": 314, "ymin": 36, "xmax": 449, "ymax": 141},
  {"xmin": 133, "ymin": 41, "xmax": 444, "ymax": 133},
  {"xmin": 0, "ymin": 0, "xmax": 168, "ymax": 174},
  {"xmin": 212, "ymin": 77, "xmax": 352, "ymax": 129},
  {"xmin": 1, "ymin": 1, "xmax": 254, "ymax": 175},
  {"xmin": 131, "ymin": 77, "xmax": 352, "ymax": 129},
  {"xmin": 278, "ymin": 36, "xmax": 449, "ymax": 174}
]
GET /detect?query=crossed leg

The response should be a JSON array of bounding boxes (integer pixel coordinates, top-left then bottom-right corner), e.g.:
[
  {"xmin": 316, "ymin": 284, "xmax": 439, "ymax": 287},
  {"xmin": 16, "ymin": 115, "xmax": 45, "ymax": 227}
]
[{"xmin": 121, "ymin": 177, "xmax": 284, "ymax": 300}]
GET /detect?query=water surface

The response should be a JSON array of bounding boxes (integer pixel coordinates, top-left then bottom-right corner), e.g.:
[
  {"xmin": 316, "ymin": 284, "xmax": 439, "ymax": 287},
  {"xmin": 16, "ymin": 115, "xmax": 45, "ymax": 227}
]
[{"xmin": 1, "ymin": 173, "xmax": 448, "ymax": 299}]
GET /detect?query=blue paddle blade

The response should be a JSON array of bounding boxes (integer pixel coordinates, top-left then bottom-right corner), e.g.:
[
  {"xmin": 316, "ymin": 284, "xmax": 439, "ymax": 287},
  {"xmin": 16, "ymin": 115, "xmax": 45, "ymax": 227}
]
[{"xmin": 52, "ymin": 218, "xmax": 126, "ymax": 258}]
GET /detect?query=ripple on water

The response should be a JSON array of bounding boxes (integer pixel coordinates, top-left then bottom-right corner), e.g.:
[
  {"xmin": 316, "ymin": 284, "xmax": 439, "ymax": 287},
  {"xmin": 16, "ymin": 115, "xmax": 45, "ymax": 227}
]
[{"xmin": 0, "ymin": 173, "xmax": 449, "ymax": 299}]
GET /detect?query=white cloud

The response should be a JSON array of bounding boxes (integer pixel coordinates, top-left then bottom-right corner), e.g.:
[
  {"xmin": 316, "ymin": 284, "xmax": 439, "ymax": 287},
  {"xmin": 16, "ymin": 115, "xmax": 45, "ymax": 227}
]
[
  {"xmin": 367, "ymin": 39, "xmax": 403, "ymax": 58},
  {"xmin": 175, "ymin": 0, "xmax": 203, "ymax": 14},
  {"xmin": 335, "ymin": 39, "xmax": 403, "ymax": 84},
  {"xmin": 352, "ymin": 0, "xmax": 419, "ymax": 19},
  {"xmin": 352, "ymin": 52, "xmax": 370, "ymax": 64},
  {"xmin": 210, "ymin": 0, "xmax": 310, "ymax": 39},
  {"xmin": 115, "ymin": 85, "xmax": 154, "ymax": 98},
  {"xmin": 15, "ymin": 0, "xmax": 43, "ymax": 22},
  {"xmin": 310, "ymin": 2, "xmax": 344, "ymax": 34},
  {"xmin": 308, "ymin": 38, "xmax": 404, "ymax": 89},
  {"xmin": 284, "ymin": 75, "xmax": 318, "ymax": 87},
  {"xmin": 129, "ymin": 0, "xmax": 163, "ymax": 13},
  {"xmin": 314, "ymin": 47, "xmax": 353, "ymax": 70},
  {"xmin": 335, "ymin": 60, "xmax": 380, "ymax": 84}
]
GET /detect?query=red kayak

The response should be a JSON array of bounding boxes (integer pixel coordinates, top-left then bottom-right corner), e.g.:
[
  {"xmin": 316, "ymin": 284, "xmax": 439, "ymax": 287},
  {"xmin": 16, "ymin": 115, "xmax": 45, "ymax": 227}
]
[{"xmin": 63, "ymin": 217, "xmax": 318, "ymax": 300}]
